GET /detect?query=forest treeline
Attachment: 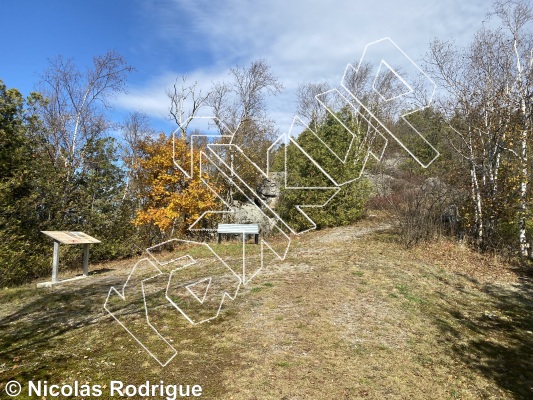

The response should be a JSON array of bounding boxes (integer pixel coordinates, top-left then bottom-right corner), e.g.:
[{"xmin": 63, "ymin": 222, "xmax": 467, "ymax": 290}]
[{"xmin": 1, "ymin": 0, "xmax": 532, "ymax": 286}]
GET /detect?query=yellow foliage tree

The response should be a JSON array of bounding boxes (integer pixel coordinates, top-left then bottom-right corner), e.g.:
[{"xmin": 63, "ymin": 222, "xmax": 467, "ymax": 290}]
[{"xmin": 133, "ymin": 133, "xmax": 219, "ymax": 239}]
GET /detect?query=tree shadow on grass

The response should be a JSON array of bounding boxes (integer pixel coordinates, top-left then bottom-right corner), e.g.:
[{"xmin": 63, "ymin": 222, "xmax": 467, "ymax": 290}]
[
  {"xmin": 0, "ymin": 274, "xmax": 132, "ymax": 381},
  {"xmin": 0, "ymin": 267, "xmax": 241, "ymax": 398},
  {"xmin": 433, "ymin": 273, "xmax": 533, "ymax": 399},
  {"xmin": 0, "ymin": 263, "xmax": 230, "ymax": 376}
]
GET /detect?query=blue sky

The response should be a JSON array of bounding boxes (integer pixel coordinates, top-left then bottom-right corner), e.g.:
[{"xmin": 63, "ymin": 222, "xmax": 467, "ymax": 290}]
[{"xmin": 1, "ymin": 0, "xmax": 490, "ymax": 134}]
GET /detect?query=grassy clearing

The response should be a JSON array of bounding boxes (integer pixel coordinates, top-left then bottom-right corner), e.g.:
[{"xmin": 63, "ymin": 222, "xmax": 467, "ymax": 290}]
[{"xmin": 1, "ymin": 217, "xmax": 532, "ymax": 399}]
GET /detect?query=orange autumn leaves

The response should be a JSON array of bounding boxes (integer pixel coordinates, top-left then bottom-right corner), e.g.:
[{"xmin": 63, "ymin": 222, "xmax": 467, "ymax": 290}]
[{"xmin": 133, "ymin": 133, "xmax": 220, "ymax": 237}]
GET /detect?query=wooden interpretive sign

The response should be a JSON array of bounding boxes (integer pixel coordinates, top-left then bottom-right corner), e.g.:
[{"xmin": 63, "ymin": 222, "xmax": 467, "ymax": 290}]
[
  {"xmin": 41, "ymin": 231, "xmax": 101, "ymax": 244},
  {"xmin": 38, "ymin": 231, "xmax": 101, "ymax": 288}
]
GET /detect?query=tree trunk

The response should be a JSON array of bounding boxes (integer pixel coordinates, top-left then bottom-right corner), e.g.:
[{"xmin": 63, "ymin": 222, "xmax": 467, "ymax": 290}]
[{"xmin": 518, "ymin": 123, "xmax": 528, "ymax": 257}]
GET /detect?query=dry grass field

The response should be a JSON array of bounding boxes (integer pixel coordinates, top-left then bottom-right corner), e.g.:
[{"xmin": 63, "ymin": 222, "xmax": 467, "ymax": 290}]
[{"xmin": 1, "ymin": 215, "xmax": 532, "ymax": 399}]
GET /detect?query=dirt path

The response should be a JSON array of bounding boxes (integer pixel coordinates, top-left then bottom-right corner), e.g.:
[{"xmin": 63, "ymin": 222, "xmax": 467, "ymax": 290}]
[{"xmin": 2, "ymin": 218, "xmax": 531, "ymax": 399}]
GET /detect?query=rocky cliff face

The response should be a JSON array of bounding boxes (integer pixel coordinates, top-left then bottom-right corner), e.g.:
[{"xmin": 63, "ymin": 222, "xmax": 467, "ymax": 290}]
[
  {"xmin": 228, "ymin": 201, "xmax": 275, "ymax": 233},
  {"xmin": 256, "ymin": 172, "xmax": 283, "ymax": 208},
  {"xmin": 224, "ymin": 172, "xmax": 285, "ymax": 234}
]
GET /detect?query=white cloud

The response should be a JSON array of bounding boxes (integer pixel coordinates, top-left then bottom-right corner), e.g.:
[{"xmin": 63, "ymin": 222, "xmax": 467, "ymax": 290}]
[{"xmin": 117, "ymin": 0, "xmax": 490, "ymax": 133}]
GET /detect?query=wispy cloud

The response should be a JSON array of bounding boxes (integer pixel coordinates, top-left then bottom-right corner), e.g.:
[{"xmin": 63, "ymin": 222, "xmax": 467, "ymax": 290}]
[{"xmin": 117, "ymin": 0, "xmax": 489, "ymax": 133}]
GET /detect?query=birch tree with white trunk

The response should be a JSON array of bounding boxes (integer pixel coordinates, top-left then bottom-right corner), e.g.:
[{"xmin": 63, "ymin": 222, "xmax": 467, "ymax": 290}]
[
  {"xmin": 427, "ymin": 0, "xmax": 532, "ymax": 254},
  {"xmin": 492, "ymin": 0, "xmax": 533, "ymax": 257}
]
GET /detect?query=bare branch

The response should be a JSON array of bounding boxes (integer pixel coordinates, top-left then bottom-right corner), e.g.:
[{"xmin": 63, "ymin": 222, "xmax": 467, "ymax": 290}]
[
  {"xmin": 37, "ymin": 51, "xmax": 133, "ymax": 170},
  {"xmin": 167, "ymin": 76, "xmax": 211, "ymax": 140}
]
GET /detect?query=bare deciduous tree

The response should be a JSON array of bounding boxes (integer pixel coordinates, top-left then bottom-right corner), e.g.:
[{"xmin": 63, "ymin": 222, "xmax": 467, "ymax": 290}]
[
  {"xmin": 492, "ymin": 0, "xmax": 533, "ymax": 257},
  {"xmin": 38, "ymin": 50, "xmax": 133, "ymax": 172},
  {"xmin": 295, "ymin": 82, "xmax": 331, "ymax": 130},
  {"xmin": 36, "ymin": 51, "xmax": 134, "ymax": 226},
  {"xmin": 208, "ymin": 59, "xmax": 283, "ymax": 138},
  {"xmin": 120, "ymin": 111, "xmax": 155, "ymax": 200},
  {"xmin": 167, "ymin": 76, "xmax": 211, "ymax": 140},
  {"xmin": 164, "ymin": 60, "xmax": 282, "ymax": 207},
  {"xmin": 208, "ymin": 59, "xmax": 283, "ymax": 201},
  {"xmin": 427, "ymin": 0, "xmax": 533, "ymax": 254}
]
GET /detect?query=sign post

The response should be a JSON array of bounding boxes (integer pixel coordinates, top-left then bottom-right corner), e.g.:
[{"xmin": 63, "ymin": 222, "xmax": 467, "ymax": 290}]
[{"xmin": 39, "ymin": 231, "xmax": 101, "ymax": 288}]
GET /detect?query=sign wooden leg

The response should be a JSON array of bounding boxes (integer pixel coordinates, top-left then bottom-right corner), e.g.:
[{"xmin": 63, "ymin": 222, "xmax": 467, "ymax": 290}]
[
  {"xmin": 82, "ymin": 243, "xmax": 90, "ymax": 276},
  {"xmin": 52, "ymin": 240, "xmax": 60, "ymax": 283}
]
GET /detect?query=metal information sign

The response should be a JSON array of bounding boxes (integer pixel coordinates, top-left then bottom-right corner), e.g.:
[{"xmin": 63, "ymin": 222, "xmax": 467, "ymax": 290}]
[{"xmin": 39, "ymin": 231, "xmax": 101, "ymax": 287}]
